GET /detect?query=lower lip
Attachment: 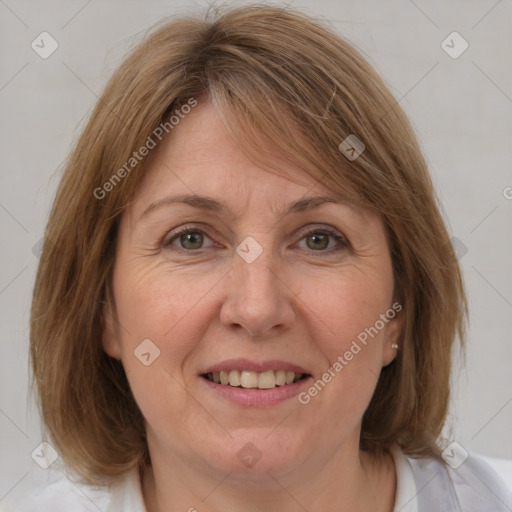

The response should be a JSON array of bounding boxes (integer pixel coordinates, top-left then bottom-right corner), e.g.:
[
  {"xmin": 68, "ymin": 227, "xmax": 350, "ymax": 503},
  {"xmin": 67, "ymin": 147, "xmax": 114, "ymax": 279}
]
[{"xmin": 200, "ymin": 375, "xmax": 312, "ymax": 407}]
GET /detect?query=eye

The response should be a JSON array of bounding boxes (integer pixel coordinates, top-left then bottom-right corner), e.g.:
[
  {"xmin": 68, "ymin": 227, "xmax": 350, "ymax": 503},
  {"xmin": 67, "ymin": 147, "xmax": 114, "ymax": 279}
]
[
  {"xmin": 162, "ymin": 225, "xmax": 349, "ymax": 254},
  {"xmin": 295, "ymin": 228, "xmax": 348, "ymax": 253},
  {"xmin": 164, "ymin": 228, "xmax": 214, "ymax": 251}
]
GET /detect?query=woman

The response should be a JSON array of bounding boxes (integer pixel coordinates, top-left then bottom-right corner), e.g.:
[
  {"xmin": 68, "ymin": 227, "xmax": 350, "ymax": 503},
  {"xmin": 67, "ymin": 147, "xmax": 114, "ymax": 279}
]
[{"xmin": 21, "ymin": 4, "xmax": 511, "ymax": 511}]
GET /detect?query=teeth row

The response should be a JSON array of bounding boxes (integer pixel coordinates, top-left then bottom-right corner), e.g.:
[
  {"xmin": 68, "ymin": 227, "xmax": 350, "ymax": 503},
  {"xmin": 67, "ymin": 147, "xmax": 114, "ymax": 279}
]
[{"xmin": 206, "ymin": 370, "xmax": 304, "ymax": 389}]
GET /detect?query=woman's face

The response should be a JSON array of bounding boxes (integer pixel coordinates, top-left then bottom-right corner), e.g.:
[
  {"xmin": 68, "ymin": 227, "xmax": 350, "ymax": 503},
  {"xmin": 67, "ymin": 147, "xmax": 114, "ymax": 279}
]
[{"xmin": 103, "ymin": 100, "xmax": 402, "ymax": 484}]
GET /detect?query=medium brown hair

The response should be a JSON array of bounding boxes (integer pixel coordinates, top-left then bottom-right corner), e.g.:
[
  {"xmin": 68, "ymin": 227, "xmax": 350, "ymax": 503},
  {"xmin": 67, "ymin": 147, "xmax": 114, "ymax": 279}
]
[{"xmin": 30, "ymin": 3, "xmax": 466, "ymax": 484}]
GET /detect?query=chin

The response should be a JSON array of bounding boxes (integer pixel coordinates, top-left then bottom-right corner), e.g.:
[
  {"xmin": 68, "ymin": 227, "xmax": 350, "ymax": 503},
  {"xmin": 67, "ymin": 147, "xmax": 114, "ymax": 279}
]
[{"xmin": 205, "ymin": 431, "xmax": 308, "ymax": 483}]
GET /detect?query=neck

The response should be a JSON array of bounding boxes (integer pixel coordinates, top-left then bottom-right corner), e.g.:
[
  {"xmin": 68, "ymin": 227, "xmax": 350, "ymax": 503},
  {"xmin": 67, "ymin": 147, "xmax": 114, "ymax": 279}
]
[{"xmin": 142, "ymin": 442, "xmax": 396, "ymax": 512}]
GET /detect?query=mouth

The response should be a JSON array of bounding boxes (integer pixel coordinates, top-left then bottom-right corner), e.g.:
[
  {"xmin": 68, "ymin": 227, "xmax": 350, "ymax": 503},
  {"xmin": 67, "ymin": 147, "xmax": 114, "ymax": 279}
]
[
  {"xmin": 201, "ymin": 370, "xmax": 309, "ymax": 390},
  {"xmin": 198, "ymin": 359, "xmax": 313, "ymax": 405}
]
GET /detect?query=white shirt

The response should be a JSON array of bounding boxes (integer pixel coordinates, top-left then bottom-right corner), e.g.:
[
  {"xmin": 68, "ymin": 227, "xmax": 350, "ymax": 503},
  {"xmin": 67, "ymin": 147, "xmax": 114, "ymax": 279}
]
[
  {"xmin": 13, "ymin": 446, "xmax": 512, "ymax": 511},
  {"xmin": 390, "ymin": 444, "xmax": 419, "ymax": 512}
]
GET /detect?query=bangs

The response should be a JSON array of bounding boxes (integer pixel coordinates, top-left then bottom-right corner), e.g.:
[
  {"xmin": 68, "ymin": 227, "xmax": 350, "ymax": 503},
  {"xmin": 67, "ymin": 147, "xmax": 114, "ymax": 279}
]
[{"xmin": 207, "ymin": 79, "xmax": 362, "ymax": 205}]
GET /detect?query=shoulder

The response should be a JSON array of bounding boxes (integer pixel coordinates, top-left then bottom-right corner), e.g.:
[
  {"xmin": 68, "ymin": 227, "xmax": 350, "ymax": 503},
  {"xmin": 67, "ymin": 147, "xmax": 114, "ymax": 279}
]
[
  {"xmin": 13, "ymin": 468, "xmax": 145, "ymax": 512},
  {"xmin": 405, "ymin": 447, "xmax": 512, "ymax": 512}
]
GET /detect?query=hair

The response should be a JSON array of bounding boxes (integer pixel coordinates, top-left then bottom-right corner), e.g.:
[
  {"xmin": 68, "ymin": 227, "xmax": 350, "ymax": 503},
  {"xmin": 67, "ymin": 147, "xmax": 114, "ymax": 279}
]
[{"xmin": 30, "ymin": 3, "xmax": 466, "ymax": 485}]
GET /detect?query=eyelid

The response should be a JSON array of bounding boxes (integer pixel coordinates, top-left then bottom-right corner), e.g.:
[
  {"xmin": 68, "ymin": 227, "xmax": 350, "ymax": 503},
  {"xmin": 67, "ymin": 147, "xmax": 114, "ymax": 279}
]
[{"xmin": 296, "ymin": 224, "xmax": 344, "ymax": 238}]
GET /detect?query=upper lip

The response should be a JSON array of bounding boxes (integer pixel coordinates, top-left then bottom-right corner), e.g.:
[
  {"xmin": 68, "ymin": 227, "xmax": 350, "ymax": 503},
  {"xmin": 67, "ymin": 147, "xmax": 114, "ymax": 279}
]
[{"xmin": 201, "ymin": 358, "xmax": 311, "ymax": 375}]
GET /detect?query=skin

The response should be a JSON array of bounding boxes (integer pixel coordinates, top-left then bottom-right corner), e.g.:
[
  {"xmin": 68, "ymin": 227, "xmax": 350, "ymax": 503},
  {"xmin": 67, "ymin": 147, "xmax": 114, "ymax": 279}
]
[{"xmin": 102, "ymin": 99, "xmax": 402, "ymax": 512}]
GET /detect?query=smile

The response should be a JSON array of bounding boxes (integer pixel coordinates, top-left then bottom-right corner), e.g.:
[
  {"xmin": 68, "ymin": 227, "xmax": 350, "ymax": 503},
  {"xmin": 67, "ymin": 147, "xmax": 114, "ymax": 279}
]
[{"xmin": 203, "ymin": 370, "xmax": 307, "ymax": 389}]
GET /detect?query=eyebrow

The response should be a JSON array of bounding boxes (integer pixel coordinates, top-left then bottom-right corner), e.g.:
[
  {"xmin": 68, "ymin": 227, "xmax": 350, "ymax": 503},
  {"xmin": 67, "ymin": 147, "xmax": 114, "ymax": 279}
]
[{"xmin": 138, "ymin": 193, "xmax": 356, "ymax": 222}]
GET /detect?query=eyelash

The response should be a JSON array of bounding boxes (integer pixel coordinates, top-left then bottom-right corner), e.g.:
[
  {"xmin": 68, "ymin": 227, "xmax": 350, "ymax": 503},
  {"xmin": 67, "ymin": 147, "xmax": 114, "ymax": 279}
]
[{"xmin": 162, "ymin": 225, "xmax": 349, "ymax": 255}]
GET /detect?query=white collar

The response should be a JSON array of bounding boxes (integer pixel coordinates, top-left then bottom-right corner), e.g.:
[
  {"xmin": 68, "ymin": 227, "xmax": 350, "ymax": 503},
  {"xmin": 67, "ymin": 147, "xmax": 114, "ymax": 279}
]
[
  {"xmin": 390, "ymin": 444, "xmax": 419, "ymax": 512},
  {"xmin": 106, "ymin": 467, "xmax": 146, "ymax": 512}
]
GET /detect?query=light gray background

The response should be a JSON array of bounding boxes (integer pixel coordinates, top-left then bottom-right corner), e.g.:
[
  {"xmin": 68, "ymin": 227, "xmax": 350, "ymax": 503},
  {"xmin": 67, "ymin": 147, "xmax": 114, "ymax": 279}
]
[{"xmin": 1, "ymin": 0, "xmax": 511, "ymax": 507}]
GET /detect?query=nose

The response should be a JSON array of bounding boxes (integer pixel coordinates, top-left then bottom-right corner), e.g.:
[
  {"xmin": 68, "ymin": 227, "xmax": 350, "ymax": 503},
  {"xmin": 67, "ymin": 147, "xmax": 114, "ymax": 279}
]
[{"xmin": 220, "ymin": 249, "xmax": 296, "ymax": 338}]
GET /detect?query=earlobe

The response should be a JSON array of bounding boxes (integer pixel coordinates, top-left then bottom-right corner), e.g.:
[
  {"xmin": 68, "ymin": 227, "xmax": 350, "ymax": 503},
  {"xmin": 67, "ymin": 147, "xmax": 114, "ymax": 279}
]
[
  {"xmin": 101, "ymin": 301, "xmax": 122, "ymax": 360},
  {"xmin": 382, "ymin": 313, "xmax": 403, "ymax": 367}
]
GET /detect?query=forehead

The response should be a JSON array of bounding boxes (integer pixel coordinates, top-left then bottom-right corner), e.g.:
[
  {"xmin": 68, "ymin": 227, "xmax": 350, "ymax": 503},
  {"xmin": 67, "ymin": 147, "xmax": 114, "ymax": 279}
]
[{"xmin": 128, "ymin": 101, "xmax": 343, "ymax": 218}]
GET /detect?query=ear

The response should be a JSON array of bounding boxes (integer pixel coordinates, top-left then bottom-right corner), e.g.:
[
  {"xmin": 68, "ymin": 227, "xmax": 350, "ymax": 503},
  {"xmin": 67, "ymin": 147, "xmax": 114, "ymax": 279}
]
[
  {"xmin": 101, "ymin": 299, "xmax": 123, "ymax": 360},
  {"xmin": 381, "ymin": 305, "xmax": 404, "ymax": 367}
]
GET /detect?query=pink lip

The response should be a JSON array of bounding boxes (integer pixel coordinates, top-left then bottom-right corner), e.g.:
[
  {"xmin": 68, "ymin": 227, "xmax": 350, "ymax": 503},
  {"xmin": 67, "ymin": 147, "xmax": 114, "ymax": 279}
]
[
  {"xmin": 200, "ymin": 358, "xmax": 310, "ymax": 375},
  {"xmin": 200, "ymin": 374, "xmax": 313, "ymax": 407}
]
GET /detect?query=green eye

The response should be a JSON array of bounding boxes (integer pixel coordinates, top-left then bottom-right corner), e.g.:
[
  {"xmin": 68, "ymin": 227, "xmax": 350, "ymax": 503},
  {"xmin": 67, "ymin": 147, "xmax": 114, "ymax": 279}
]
[
  {"xmin": 305, "ymin": 233, "xmax": 330, "ymax": 250},
  {"xmin": 179, "ymin": 231, "xmax": 204, "ymax": 250},
  {"xmin": 164, "ymin": 226, "xmax": 348, "ymax": 254},
  {"xmin": 165, "ymin": 229, "xmax": 213, "ymax": 250},
  {"xmin": 297, "ymin": 229, "xmax": 347, "ymax": 253}
]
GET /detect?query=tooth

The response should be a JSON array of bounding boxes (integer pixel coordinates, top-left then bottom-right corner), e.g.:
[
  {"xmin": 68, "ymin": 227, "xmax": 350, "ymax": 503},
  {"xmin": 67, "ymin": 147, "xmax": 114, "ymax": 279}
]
[
  {"xmin": 275, "ymin": 370, "xmax": 286, "ymax": 386},
  {"xmin": 285, "ymin": 371, "xmax": 295, "ymax": 385},
  {"xmin": 240, "ymin": 370, "xmax": 259, "ymax": 388},
  {"xmin": 258, "ymin": 370, "xmax": 276, "ymax": 389},
  {"xmin": 212, "ymin": 369, "xmax": 305, "ymax": 388},
  {"xmin": 228, "ymin": 370, "xmax": 241, "ymax": 387}
]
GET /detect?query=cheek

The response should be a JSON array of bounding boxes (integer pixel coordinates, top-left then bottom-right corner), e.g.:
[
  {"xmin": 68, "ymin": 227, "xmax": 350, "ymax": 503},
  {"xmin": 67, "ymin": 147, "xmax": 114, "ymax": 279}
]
[
  {"xmin": 111, "ymin": 264, "xmax": 215, "ymax": 437},
  {"xmin": 110, "ymin": 258, "xmax": 230, "ymax": 420},
  {"xmin": 298, "ymin": 267, "xmax": 393, "ymax": 412},
  {"xmin": 309, "ymin": 268, "xmax": 393, "ymax": 353},
  {"xmin": 113, "ymin": 258, "xmax": 217, "ymax": 349}
]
